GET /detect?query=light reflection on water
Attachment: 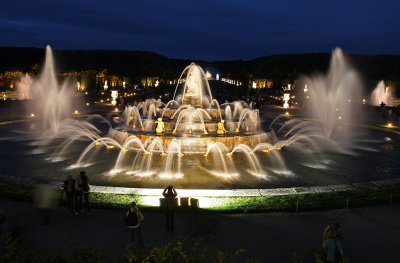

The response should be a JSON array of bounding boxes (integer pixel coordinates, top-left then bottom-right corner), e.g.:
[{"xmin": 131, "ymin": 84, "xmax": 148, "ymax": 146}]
[{"xmin": 0, "ymin": 121, "xmax": 399, "ymax": 189}]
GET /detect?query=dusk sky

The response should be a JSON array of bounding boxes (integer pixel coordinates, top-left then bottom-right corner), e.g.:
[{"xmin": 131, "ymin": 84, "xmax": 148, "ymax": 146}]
[{"xmin": 1, "ymin": 0, "xmax": 400, "ymax": 61}]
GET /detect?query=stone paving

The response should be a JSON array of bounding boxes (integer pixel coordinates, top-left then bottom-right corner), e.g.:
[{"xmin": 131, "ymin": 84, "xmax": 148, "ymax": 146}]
[{"xmin": 1, "ymin": 198, "xmax": 400, "ymax": 262}]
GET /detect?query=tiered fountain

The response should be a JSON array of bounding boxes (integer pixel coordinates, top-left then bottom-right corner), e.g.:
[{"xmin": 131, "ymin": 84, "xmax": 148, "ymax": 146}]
[
  {"xmin": 114, "ymin": 62, "xmax": 262, "ymax": 153},
  {"xmin": 9, "ymin": 46, "xmax": 394, "ymax": 190},
  {"xmin": 85, "ymin": 62, "xmax": 269, "ymax": 181}
]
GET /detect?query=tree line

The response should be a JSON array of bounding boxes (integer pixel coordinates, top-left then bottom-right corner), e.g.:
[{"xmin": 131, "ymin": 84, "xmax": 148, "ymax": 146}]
[{"xmin": 1, "ymin": 47, "xmax": 399, "ymax": 93}]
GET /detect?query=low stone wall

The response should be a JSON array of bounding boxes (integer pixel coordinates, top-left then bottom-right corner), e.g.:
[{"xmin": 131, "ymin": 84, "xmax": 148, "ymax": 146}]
[{"xmin": 85, "ymin": 177, "xmax": 400, "ymax": 197}]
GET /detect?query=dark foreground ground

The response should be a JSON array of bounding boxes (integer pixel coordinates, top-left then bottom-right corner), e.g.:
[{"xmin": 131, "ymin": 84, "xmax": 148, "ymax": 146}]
[{"xmin": 1, "ymin": 198, "xmax": 399, "ymax": 262}]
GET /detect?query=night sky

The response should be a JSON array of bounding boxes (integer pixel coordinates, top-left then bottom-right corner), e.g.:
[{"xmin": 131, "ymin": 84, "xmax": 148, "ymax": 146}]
[{"xmin": 1, "ymin": 0, "xmax": 400, "ymax": 60}]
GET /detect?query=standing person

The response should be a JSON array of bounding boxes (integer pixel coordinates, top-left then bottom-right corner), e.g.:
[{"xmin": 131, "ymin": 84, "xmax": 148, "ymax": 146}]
[
  {"xmin": 0, "ymin": 208, "xmax": 5, "ymax": 236},
  {"xmin": 74, "ymin": 173, "xmax": 83, "ymax": 215},
  {"xmin": 33, "ymin": 184, "xmax": 58, "ymax": 225},
  {"xmin": 323, "ymin": 223, "xmax": 344, "ymax": 263},
  {"xmin": 63, "ymin": 175, "xmax": 76, "ymax": 213},
  {"xmin": 80, "ymin": 171, "xmax": 91, "ymax": 213},
  {"xmin": 162, "ymin": 185, "xmax": 178, "ymax": 231},
  {"xmin": 322, "ymin": 223, "xmax": 340, "ymax": 249},
  {"xmin": 124, "ymin": 201, "xmax": 144, "ymax": 247}
]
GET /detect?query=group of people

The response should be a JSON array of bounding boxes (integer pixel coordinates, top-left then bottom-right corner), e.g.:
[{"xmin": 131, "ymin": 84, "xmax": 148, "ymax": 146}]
[
  {"xmin": 123, "ymin": 185, "xmax": 178, "ymax": 247},
  {"xmin": 65, "ymin": 178, "xmax": 348, "ymax": 260},
  {"xmin": 63, "ymin": 171, "xmax": 91, "ymax": 215}
]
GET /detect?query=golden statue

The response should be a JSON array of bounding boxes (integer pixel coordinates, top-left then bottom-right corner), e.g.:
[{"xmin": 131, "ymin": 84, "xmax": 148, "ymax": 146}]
[
  {"xmin": 182, "ymin": 72, "xmax": 202, "ymax": 106},
  {"xmin": 217, "ymin": 120, "xmax": 227, "ymax": 135},
  {"xmin": 185, "ymin": 75, "xmax": 199, "ymax": 97},
  {"xmin": 129, "ymin": 115, "xmax": 137, "ymax": 129},
  {"xmin": 155, "ymin": 118, "xmax": 165, "ymax": 134}
]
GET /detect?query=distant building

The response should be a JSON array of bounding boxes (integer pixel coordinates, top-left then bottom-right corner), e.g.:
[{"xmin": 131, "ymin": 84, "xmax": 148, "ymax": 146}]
[
  {"xmin": 0, "ymin": 71, "xmax": 23, "ymax": 89},
  {"xmin": 252, "ymin": 79, "xmax": 274, "ymax": 89},
  {"xmin": 141, "ymin": 77, "xmax": 158, "ymax": 88}
]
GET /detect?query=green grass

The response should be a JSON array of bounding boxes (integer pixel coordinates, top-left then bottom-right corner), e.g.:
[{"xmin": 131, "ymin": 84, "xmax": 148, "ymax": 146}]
[
  {"xmin": 0, "ymin": 178, "xmax": 35, "ymax": 201},
  {"xmin": 0, "ymin": 177, "xmax": 399, "ymax": 212},
  {"xmin": 206, "ymin": 186, "xmax": 400, "ymax": 212}
]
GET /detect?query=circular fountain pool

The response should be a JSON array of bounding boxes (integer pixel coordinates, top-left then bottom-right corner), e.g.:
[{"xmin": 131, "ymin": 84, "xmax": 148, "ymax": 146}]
[
  {"xmin": 1, "ymin": 114, "xmax": 399, "ymax": 190},
  {"xmin": 2, "ymin": 46, "xmax": 400, "ymax": 192}
]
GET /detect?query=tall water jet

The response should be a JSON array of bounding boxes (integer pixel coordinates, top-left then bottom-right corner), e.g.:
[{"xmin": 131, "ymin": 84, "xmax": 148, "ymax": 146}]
[
  {"xmin": 370, "ymin": 80, "xmax": 392, "ymax": 106},
  {"xmin": 33, "ymin": 46, "xmax": 73, "ymax": 133},
  {"xmin": 16, "ymin": 73, "xmax": 33, "ymax": 100},
  {"xmin": 3, "ymin": 47, "xmax": 392, "ymax": 191},
  {"xmin": 302, "ymin": 48, "xmax": 362, "ymax": 141},
  {"xmin": 173, "ymin": 63, "xmax": 213, "ymax": 107}
]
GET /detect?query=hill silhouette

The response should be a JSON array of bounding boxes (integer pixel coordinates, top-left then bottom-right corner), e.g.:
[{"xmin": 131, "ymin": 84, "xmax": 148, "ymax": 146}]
[{"xmin": 0, "ymin": 47, "xmax": 399, "ymax": 92}]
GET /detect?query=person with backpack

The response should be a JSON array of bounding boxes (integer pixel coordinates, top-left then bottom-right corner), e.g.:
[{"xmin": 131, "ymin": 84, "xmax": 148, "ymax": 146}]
[
  {"xmin": 162, "ymin": 185, "xmax": 178, "ymax": 231},
  {"xmin": 124, "ymin": 201, "xmax": 144, "ymax": 247}
]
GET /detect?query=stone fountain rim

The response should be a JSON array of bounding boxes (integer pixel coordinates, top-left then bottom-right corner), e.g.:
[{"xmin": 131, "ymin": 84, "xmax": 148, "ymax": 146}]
[
  {"xmin": 42, "ymin": 178, "xmax": 400, "ymax": 197},
  {"xmin": 1, "ymin": 117, "xmax": 400, "ymax": 199}
]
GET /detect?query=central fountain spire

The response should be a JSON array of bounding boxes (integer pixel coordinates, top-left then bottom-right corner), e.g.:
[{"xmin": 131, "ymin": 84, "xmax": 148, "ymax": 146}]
[
  {"xmin": 174, "ymin": 62, "xmax": 213, "ymax": 107},
  {"xmin": 182, "ymin": 67, "xmax": 202, "ymax": 106}
]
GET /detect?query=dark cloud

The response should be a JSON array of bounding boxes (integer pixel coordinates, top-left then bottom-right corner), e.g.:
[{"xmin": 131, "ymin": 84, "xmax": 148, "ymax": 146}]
[{"xmin": 1, "ymin": 0, "xmax": 400, "ymax": 60}]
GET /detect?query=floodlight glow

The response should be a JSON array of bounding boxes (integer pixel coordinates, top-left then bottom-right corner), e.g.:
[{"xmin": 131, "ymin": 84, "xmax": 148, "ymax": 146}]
[{"xmin": 283, "ymin": 93, "xmax": 290, "ymax": 108}]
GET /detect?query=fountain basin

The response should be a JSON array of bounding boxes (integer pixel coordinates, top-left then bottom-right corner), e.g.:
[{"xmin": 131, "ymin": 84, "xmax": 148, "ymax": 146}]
[
  {"xmin": 111, "ymin": 128, "xmax": 269, "ymax": 152},
  {"xmin": 1, "ymin": 117, "xmax": 400, "ymax": 190}
]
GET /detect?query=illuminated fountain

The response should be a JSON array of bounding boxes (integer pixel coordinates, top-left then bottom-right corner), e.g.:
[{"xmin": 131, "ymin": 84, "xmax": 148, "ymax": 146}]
[
  {"xmin": 110, "ymin": 63, "xmax": 263, "ymax": 153},
  {"xmin": 5, "ymin": 47, "xmax": 395, "ymax": 190},
  {"xmin": 100, "ymin": 63, "xmax": 267, "ymax": 180},
  {"xmin": 370, "ymin": 80, "xmax": 392, "ymax": 106},
  {"xmin": 111, "ymin": 90, "xmax": 118, "ymax": 106},
  {"xmin": 16, "ymin": 73, "xmax": 33, "ymax": 100},
  {"xmin": 283, "ymin": 93, "xmax": 290, "ymax": 108},
  {"xmin": 16, "ymin": 46, "xmax": 73, "ymax": 134},
  {"xmin": 301, "ymin": 48, "xmax": 362, "ymax": 142}
]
